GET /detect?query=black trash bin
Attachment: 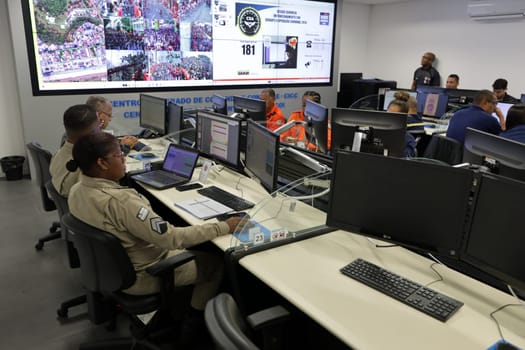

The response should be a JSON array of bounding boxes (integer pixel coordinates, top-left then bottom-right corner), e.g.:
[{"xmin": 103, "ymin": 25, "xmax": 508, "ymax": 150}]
[{"xmin": 1, "ymin": 156, "xmax": 25, "ymax": 181}]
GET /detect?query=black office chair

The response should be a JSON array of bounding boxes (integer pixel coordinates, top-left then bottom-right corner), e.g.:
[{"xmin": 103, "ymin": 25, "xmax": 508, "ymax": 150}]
[
  {"xmin": 422, "ymin": 134, "xmax": 463, "ymax": 165},
  {"xmin": 62, "ymin": 213, "xmax": 195, "ymax": 350},
  {"xmin": 45, "ymin": 181, "xmax": 86, "ymax": 319},
  {"xmin": 205, "ymin": 293, "xmax": 291, "ymax": 350},
  {"xmin": 349, "ymin": 94, "xmax": 380, "ymax": 110},
  {"xmin": 26, "ymin": 142, "xmax": 61, "ymax": 250}
]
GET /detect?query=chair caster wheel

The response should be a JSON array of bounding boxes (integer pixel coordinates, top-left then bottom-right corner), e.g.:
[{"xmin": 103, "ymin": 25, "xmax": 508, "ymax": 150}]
[{"xmin": 35, "ymin": 242, "xmax": 44, "ymax": 251}]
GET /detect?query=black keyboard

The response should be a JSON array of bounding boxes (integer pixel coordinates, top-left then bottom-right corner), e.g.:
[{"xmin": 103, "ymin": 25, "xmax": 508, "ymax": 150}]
[
  {"xmin": 197, "ymin": 186, "xmax": 255, "ymax": 211},
  {"xmin": 340, "ymin": 258, "xmax": 463, "ymax": 322}
]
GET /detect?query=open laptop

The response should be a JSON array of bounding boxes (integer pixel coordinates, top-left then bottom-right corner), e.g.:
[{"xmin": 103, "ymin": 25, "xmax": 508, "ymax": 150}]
[{"xmin": 131, "ymin": 143, "xmax": 199, "ymax": 190}]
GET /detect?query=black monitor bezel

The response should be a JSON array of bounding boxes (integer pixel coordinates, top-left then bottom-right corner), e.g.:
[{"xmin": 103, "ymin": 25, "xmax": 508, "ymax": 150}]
[
  {"xmin": 139, "ymin": 94, "xmax": 167, "ymax": 136},
  {"xmin": 211, "ymin": 94, "xmax": 228, "ymax": 115},
  {"xmin": 461, "ymin": 173, "xmax": 525, "ymax": 292},
  {"xmin": 166, "ymin": 102, "xmax": 183, "ymax": 143},
  {"xmin": 245, "ymin": 119, "xmax": 280, "ymax": 193},
  {"xmin": 326, "ymin": 151, "xmax": 474, "ymax": 258},
  {"xmin": 233, "ymin": 96, "xmax": 266, "ymax": 122},
  {"xmin": 330, "ymin": 108, "xmax": 407, "ymax": 158},
  {"xmin": 304, "ymin": 99, "xmax": 329, "ymax": 154},
  {"xmin": 463, "ymin": 127, "xmax": 525, "ymax": 182},
  {"xmin": 196, "ymin": 110, "xmax": 242, "ymax": 170}
]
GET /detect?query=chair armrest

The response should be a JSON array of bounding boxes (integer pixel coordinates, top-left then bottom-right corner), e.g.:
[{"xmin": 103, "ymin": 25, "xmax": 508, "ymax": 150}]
[
  {"xmin": 246, "ymin": 305, "xmax": 291, "ymax": 331},
  {"xmin": 146, "ymin": 251, "xmax": 195, "ymax": 277}
]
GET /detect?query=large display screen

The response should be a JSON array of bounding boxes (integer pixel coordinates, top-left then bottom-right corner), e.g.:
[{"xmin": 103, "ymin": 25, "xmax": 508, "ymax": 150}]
[{"xmin": 22, "ymin": 0, "xmax": 336, "ymax": 95}]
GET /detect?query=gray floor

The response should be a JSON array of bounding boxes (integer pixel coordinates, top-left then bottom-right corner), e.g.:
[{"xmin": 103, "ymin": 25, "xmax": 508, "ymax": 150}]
[{"xmin": 0, "ymin": 178, "xmax": 128, "ymax": 349}]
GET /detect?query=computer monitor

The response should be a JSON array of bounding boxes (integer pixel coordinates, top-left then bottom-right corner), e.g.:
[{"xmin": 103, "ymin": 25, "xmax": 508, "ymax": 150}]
[
  {"xmin": 196, "ymin": 110, "xmax": 241, "ymax": 169},
  {"xmin": 463, "ymin": 127, "xmax": 525, "ymax": 182},
  {"xmin": 446, "ymin": 88, "xmax": 480, "ymax": 105},
  {"xmin": 331, "ymin": 108, "xmax": 407, "ymax": 157},
  {"xmin": 521, "ymin": 94, "xmax": 525, "ymax": 103},
  {"xmin": 245, "ymin": 120, "xmax": 279, "ymax": 193},
  {"xmin": 461, "ymin": 174, "xmax": 525, "ymax": 292},
  {"xmin": 166, "ymin": 102, "xmax": 183, "ymax": 143},
  {"xmin": 233, "ymin": 96, "xmax": 266, "ymax": 122},
  {"xmin": 416, "ymin": 85, "xmax": 445, "ymax": 95},
  {"xmin": 326, "ymin": 151, "xmax": 474, "ymax": 258},
  {"xmin": 211, "ymin": 94, "xmax": 228, "ymax": 115},
  {"xmin": 304, "ymin": 99, "xmax": 329, "ymax": 154},
  {"xmin": 417, "ymin": 92, "xmax": 449, "ymax": 118},
  {"xmin": 382, "ymin": 90, "xmax": 417, "ymax": 111},
  {"xmin": 140, "ymin": 94, "xmax": 167, "ymax": 136}
]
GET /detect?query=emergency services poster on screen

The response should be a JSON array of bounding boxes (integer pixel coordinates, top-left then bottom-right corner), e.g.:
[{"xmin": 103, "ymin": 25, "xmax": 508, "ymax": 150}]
[{"xmin": 25, "ymin": 0, "xmax": 335, "ymax": 93}]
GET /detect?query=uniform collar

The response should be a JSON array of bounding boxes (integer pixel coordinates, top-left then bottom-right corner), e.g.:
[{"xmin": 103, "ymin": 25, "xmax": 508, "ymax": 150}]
[{"xmin": 79, "ymin": 173, "xmax": 124, "ymax": 189}]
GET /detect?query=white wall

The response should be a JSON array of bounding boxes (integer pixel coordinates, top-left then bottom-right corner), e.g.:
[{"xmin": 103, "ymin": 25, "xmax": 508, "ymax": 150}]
[
  {"xmin": 0, "ymin": 0, "xmax": 25, "ymax": 170},
  {"xmin": 361, "ymin": 0, "xmax": 525, "ymax": 93}
]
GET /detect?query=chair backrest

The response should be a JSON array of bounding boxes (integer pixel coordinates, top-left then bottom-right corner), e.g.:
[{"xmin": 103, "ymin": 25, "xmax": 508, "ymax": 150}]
[
  {"xmin": 62, "ymin": 213, "xmax": 136, "ymax": 294},
  {"xmin": 26, "ymin": 142, "xmax": 56, "ymax": 211},
  {"xmin": 45, "ymin": 180, "xmax": 71, "ymax": 240},
  {"xmin": 205, "ymin": 293, "xmax": 259, "ymax": 350},
  {"xmin": 422, "ymin": 135, "xmax": 463, "ymax": 165}
]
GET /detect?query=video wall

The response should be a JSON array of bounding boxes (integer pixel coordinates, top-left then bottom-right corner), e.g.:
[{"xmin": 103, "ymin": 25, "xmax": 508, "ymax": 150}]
[{"xmin": 22, "ymin": 0, "xmax": 336, "ymax": 94}]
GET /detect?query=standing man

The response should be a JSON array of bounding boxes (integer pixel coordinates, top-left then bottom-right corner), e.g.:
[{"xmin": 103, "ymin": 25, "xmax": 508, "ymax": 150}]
[
  {"xmin": 411, "ymin": 52, "xmax": 441, "ymax": 90},
  {"xmin": 260, "ymin": 88, "xmax": 285, "ymax": 131},
  {"xmin": 446, "ymin": 90, "xmax": 505, "ymax": 144},
  {"xmin": 492, "ymin": 78, "xmax": 520, "ymax": 104},
  {"xmin": 446, "ymin": 74, "xmax": 459, "ymax": 89}
]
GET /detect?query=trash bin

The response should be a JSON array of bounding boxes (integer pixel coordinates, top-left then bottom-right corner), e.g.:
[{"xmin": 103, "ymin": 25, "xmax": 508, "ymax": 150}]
[{"xmin": 1, "ymin": 156, "xmax": 25, "ymax": 181}]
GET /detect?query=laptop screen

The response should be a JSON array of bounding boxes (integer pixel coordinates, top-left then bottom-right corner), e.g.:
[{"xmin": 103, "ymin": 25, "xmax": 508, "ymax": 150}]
[{"xmin": 162, "ymin": 144, "xmax": 199, "ymax": 177}]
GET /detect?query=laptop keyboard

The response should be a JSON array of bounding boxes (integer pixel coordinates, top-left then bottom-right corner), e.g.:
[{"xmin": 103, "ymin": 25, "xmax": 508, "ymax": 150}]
[{"xmin": 142, "ymin": 171, "xmax": 183, "ymax": 184}]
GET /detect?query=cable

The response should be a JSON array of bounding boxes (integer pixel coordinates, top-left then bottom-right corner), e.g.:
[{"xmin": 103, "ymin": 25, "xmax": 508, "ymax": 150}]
[
  {"xmin": 489, "ymin": 303, "xmax": 523, "ymax": 342},
  {"xmin": 507, "ymin": 285, "xmax": 525, "ymax": 306}
]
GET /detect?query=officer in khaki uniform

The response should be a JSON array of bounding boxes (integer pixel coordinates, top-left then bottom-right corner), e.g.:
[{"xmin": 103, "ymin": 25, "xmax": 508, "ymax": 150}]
[
  {"xmin": 50, "ymin": 104, "xmax": 100, "ymax": 197},
  {"xmin": 68, "ymin": 132, "xmax": 241, "ymax": 310}
]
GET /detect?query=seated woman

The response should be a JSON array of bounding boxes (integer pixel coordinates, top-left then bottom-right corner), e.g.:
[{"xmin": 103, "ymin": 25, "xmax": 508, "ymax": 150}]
[
  {"xmin": 500, "ymin": 104, "xmax": 525, "ymax": 144},
  {"xmin": 67, "ymin": 132, "xmax": 242, "ymax": 314},
  {"xmin": 387, "ymin": 92, "xmax": 417, "ymax": 157}
]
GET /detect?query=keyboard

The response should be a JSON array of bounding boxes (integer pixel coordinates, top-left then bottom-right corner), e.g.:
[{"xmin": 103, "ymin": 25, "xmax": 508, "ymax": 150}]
[
  {"xmin": 197, "ymin": 186, "xmax": 255, "ymax": 211},
  {"xmin": 340, "ymin": 258, "xmax": 463, "ymax": 322}
]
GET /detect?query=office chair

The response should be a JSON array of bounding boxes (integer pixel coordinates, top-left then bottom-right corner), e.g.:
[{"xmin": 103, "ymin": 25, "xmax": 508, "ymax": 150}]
[
  {"xmin": 45, "ymin": 181, "xmax": 86, "ymax": 319},
  {"xmin": 349, "ymin": 94, "xmax": 380, "ymax": 110},
  {"xmin": 25, "ymin": 142, "xmax": 61, "ymax": 250},
  {"xmin": 62, "ymin": 213, "xmax": 195, "ymax": 350},
  {"xmin": 205, "ymin": 293, "xmax": 291, "ymax": 350},
  {"xmin": 422, "ymin": 134, "xmax": 463, "ymax": 165}
]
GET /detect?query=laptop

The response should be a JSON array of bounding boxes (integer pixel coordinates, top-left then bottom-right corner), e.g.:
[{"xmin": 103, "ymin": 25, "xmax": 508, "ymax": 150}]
[{"xmin": 131, "ymin": 143, "xmax": 199, "ymax": 190}]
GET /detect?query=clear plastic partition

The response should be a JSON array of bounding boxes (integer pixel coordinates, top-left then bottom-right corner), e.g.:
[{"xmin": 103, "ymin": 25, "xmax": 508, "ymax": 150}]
[{"xmin": 228, "ymin": 169, "xmax": 331, "ymax": 251}]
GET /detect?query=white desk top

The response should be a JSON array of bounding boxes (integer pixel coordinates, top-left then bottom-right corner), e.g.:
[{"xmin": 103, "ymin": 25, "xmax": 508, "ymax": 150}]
[{"xmin": 239, "ymin": 230, "xmax": 525, "ymax": 349}]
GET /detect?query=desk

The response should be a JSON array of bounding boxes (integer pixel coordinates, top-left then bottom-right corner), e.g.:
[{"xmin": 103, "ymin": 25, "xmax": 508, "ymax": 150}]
[{"xmin": 239, "ymin": 230, "xmax": 525, "ymax": 349}]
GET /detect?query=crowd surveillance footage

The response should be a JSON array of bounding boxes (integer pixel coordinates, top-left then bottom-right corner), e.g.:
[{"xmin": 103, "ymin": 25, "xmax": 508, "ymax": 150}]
[{"xmin": 25, "ymin": 0, "xmax": 335, "ymax": 92}]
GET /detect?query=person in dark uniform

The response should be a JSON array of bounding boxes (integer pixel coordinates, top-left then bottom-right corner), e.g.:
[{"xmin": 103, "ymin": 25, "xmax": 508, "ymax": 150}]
[
  {"xmin": 411, "ymin": 52, "xmax": 441, "ymax": 90},
  {"xmin": 492, "ymin": 78, "xmax": 520, "ymax": 104},
  {"xmin": 500, "ymin": 104, "xmax": 525, "ymax": 144}
]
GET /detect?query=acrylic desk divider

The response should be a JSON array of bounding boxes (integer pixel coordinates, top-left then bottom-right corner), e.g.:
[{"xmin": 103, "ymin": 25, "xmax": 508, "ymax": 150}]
[{"xmin": 228, "ymin": 169, "xmax": 332, "ymax": 252}]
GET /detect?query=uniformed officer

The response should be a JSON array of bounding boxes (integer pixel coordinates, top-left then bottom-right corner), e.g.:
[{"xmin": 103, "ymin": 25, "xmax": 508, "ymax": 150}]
[
  {"xmin": 67, "ymin": 132, "xmax": 242, "ymax": 313},
  {"xmin": 50, "ymin": 104, "xmax": 100, "ymax": 197}
]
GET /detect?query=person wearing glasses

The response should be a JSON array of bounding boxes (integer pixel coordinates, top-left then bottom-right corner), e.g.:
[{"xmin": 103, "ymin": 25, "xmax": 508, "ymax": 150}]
[
  {"xmin": 67, "ymin": 132, "xmax": 242, "ymax": 345},
  {"xmin": 50, "ymin": 104, "xmax": 100, "ymax": 197},
  {"xmin": 446, "ymin": 90, "xmax": 505, "ymax": 144},
  {"xmin": 85, "ymin": 96, "xmax": 139, "ymax": 150},
  {"xmin": 411, "ymin": 52, "xmax": 441, "ymax": 90}
]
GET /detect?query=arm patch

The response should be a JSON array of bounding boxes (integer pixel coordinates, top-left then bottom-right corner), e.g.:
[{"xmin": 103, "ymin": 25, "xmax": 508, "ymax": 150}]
[{"xmin": 150, "ymin": 217, "xmax": 168, "ymax": 235}]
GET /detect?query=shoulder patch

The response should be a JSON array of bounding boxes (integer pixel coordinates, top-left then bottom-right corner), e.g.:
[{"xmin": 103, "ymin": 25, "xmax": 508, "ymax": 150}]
[
  {"xmin": 137, "ymin": 207, "xmax": 149, "ymax": 221},
  {"xmin": 150, "ymin": 217, "xmax": 168, "ymax": 235}
]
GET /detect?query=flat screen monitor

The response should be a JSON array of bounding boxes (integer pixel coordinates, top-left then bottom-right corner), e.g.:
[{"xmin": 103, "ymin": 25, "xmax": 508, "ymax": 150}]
[
  {"xmin": 22, "ymin": 0, "xmax": 336, "ymax": 95},
  {"xmin": 446, "ymin": 88, "xmax": 480, "ymax": 105},
  {"xmin": 461, "ymin": 174, "xmax": 525, "ymax": 292},
  {"xmin": 463, "ymin": 128, "xmax": 525, "ymax": 182},
  {"xmin": 211, "ymin": 94, "xmax": 228, "ymax": 115},
  {"xmin": 140, "ymin": 94, "xmax": 166, "ymax": 136},
  {"xmin": 326, "ymin": 151, "xmax": 474, "ymax": 258},
  {"xmin": 304, "ymin": 99, "xmax": 329, "ymax": 153},
  {"xmin": 245, "ymin": 120, "xmax": 279, "ymax": 193},
  {"xmin": 331, "ymin": 108, "xmax": 407, "ymax": 157},
  {"xmin": 521, "ymin": 94, "xmax": 525, "ymax": 103},
  {"xmin": 417, "ymin": 93, "xmax": 448, "ymax": 118},
  {"xmin": 382, "ymin": 90, "xmax": 417, "ymax": 111},
  {"xmin": 233, "ymin": 96, "xmax": 266, "ymax": 122},
  {"xmin": 167, "ymin": 102, "xmax": 196, "ymax": 146},
  {"xmin": 196, "ymin": 110, "xmax": 241, "ymax": 169},
  {"xmin": 416, "ymin": 85, "xmax": 445, "ymax": 95}
]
